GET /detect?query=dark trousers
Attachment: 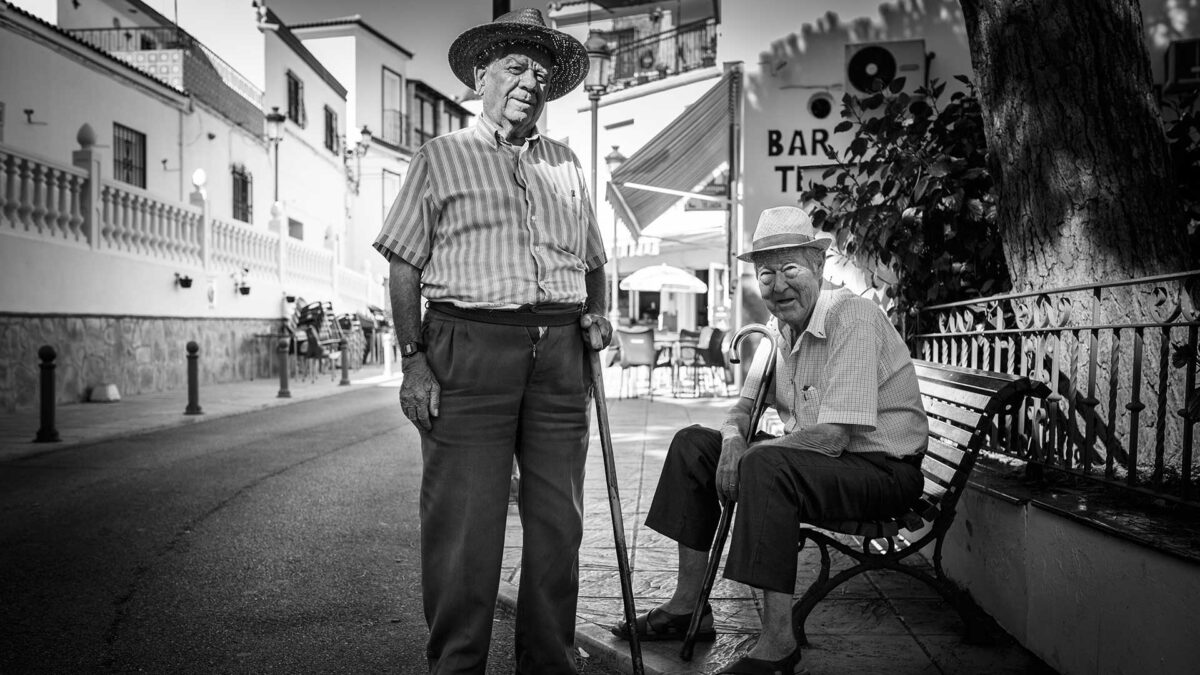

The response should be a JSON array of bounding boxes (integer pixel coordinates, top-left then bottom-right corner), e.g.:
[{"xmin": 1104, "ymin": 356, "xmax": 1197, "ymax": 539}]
[
  {"xmin": 645, "ymin": 425, "xmax": 924, "ymax": 594},
  {"xmin": 419, "ymin": 310, "xmax": 591, "ymax": 674}
]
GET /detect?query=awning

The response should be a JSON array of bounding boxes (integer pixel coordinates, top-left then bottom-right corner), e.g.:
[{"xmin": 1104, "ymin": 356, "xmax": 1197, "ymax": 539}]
[{"xmin": 606, "ymin": 71, "xmax": 732, "ymax": 236}]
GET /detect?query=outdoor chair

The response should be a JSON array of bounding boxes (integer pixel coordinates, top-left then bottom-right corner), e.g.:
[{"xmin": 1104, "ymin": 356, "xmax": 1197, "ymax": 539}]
[{"xmin": 614, "ymin": 326, "xmax": 669, "ymax": 399}]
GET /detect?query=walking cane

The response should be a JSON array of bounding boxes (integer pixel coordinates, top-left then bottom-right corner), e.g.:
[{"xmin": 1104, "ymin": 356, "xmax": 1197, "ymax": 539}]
[
  {"xmin": 680, "ymin": 323, "xmax": 776, "ymax": 661},
  {"xmin": 589, "ymin": 349, "xmax": 645, "ymax": 675}
]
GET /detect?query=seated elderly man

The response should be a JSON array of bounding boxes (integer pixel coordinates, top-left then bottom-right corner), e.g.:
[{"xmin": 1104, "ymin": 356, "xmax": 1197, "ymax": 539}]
[{"xmin": 612, "ymin": 206, "xmax": 928, "ymax": 673}]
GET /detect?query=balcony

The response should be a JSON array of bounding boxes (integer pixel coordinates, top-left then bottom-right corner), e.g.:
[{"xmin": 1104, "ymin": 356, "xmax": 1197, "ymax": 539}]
[
  {"xmin": 67, "ymin": 27, "xmax": 265, "ymax": 132},
  {"xmin": 604, "ymin": 18, "xmax": 718, "ymax": 92}
]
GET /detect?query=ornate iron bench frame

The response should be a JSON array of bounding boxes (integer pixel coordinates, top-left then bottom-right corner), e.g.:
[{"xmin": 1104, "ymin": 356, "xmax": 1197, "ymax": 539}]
[{"xmin": 792, "ymin": 359, "xmax": 1050, "ymax": 644}]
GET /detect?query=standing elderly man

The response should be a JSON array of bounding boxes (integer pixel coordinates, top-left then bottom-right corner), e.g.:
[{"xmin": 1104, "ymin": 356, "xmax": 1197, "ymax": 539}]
[
  {"xmin": 372, "ymin": 9, "xmax": 611, "ymax": 674},
  {"xmin": 612, "ymin": 206, "xmax": 928, "ymax": 673}
]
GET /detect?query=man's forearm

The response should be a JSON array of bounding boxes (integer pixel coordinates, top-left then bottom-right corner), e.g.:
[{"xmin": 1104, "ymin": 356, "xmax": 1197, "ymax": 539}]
[
  {"xmin": 388, "ymin": 257, "xmax": 424, "ymax": 346},
  {"xmin": 758, "ymin": 423, "xmax": 850, "ymax": 456},
  {"xmin": 584, "ymin": 266, "xmax": 608, "ymax": 316},
  {"xmin": 720, "ymin": 397, "xmax": 755, "ymax": 441}
]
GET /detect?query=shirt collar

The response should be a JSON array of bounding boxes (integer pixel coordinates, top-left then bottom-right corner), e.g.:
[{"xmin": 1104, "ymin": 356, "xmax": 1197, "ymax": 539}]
[
  {"xmin": 770, "ymin": 287, "xmax": 842, "ymax": 351},
  {"xmin": 474, "ymin": 113, "xmax": 541, "ymax": 150}
]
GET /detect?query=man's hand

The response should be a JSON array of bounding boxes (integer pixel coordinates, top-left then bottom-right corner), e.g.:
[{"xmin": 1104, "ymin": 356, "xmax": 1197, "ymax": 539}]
[
  {"xmin": 715, "ymin": 433, "xmax": 748, "ymax": 503},
  {"xmin": 399, "ymin": 354, "xmax": 441, "ymax": 431},
  {"xmin": 579, "ymin": 313, "xmax": 612, "ymax": 351}
]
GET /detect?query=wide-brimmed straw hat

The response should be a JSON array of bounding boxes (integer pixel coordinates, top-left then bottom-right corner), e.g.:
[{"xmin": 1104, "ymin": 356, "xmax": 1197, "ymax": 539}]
[
  {"xmin": 448, "ymin": 8, "xmax": 588, "ymax": 101},
  {"xmin": 737, "ymin": 206, "xmax": 833, "ymax": 262}
]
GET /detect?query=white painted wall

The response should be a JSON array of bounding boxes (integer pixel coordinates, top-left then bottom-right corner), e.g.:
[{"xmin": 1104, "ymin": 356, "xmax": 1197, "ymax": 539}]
[
  {"xmin": 262, "ymin": 33, "xmax": 347, "ymax": 249},
  {"xmin": 945, "ymin": 488, "xmax": 1200, "ymax": 675}
]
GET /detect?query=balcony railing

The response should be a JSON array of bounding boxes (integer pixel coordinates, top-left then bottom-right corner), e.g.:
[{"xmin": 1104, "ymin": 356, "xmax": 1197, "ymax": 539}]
[
  {"xmin": 379, "ymin": 109, "xmax": 443, "ymax": 151},
  {"xmin": 67, "ymin": 27, "xmax": 264, "ymax": 108},
  {"xmin": 608, "ymin": 19, "xmax": 718, "ymax": 91},
  {"xmin": 913, "ymin": 272, "xmax": 1200, "ymax": 507}
]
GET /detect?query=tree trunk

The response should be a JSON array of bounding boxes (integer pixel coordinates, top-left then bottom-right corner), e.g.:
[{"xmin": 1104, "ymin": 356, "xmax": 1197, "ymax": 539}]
[
  {"xmin": 959, "ymin": 0, "xmax": 1196, "ymax": 489},
  {"xmin": 959, "ymin": 0, "xmax": 1188, "ymax": 294}
]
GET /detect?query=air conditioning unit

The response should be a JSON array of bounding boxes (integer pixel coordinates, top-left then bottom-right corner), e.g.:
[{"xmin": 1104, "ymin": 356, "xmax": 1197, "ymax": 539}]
[
  {"xmin": 1165, "ymin": 38, "xmax": 1200, "ymax": 92},
  {"xmin": 844, "ymin": 39, "xmax": 927, "ymax": 97}
]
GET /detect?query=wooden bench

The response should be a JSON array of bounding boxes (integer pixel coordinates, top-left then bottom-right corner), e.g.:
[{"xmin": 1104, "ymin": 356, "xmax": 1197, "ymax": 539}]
[{"xmin": 791, "ymin": 359, "xmax": 1049, "ymax": 644}]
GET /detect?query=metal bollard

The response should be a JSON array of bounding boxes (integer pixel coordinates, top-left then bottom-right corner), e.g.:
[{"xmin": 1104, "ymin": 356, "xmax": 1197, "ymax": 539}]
[
  {"xmin": 276, "ymin": 337, "xmax": 292, "ymax": 398},
  {"xmin": 184, "ymin": 341, "xmax": 203, "ymax": 415},
  {"xmin": 34, "ymin": 345, "xmax": 61, "ymax": 443},
  {"xmin": 339, "ymin": 338, "xmax": 351, "ymax": 386}
]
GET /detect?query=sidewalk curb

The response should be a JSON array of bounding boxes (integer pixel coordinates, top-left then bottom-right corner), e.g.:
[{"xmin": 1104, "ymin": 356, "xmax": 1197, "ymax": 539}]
[
  {"xmin": 0, "ymin": 373, "xmax": 403, "ymax": 462},
  {"xmin": 497, "ymin": 579, "xmax": 680, "ymax": 675}
]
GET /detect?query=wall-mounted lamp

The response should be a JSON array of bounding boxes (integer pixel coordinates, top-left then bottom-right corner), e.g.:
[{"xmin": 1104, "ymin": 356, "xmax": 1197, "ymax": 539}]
[
  {"xmin": 232, "ymin": 267, "xmax": 251, "ymax": 295},
  {"xmin": 175, "ymin": 273, "xmax": 194, "ymax": 288},
  {"xmin": 23, "ymin": 109, "xmax": 46, "ymax": 126}
]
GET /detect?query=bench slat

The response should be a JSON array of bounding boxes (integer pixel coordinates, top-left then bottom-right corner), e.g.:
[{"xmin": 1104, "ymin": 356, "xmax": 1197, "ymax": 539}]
[
  {"xmin": 921, "ymin": 456, "xmax": 959, "ymax": 488},
  {"xmin": 927, "ymin": 417, "xmax": 975, "ymax": 450},
  {"xmin": 918, "ymin": 379, "xmax": 994, "ymax": 412},
  {"xmin": 926, "ymin": 437, "xmax": 966, "ymax": 468},
  {"xmin": 914, "ymin": 360, "xmax": 1024, "ymax": 396},
  {"xmin": 922, "ymin": 397, "xmax": 983, "ymax": 431},
  {"xmin": 922, "ymin": 476, "xmax": 948, "ymax": 501}
]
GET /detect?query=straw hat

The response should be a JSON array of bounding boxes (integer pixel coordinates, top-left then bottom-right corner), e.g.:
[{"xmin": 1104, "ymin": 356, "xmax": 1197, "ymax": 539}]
[
  {"xmin": 448, "ymin": 8, "xmax": 588, "ymax": 102},
  {"xmin": 737, "ymin": 206, "xmax": 832, "ymax": 262}
]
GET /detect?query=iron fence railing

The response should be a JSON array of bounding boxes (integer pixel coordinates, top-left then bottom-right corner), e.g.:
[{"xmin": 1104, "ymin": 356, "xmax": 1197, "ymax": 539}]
[
  {"xmin": 608, "ymin": 19, "xmax": 718, "ymax": 91},
  {"xmin": 68, "ymin": 27, "xmax": 263, "ymax": 107},
  {"xmin": 913, "ymin": 271, "xmax": 1200, "ymax": 507}
]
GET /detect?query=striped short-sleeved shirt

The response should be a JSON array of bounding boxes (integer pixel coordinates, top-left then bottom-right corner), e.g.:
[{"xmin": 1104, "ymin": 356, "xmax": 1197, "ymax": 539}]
[
  {"xmin": 372, "ymin": 114, "xmax": 607, "ymax": 308},
  {"xmin": 740, "ymin": 288, "xmax": 927, "ymax": 458}
]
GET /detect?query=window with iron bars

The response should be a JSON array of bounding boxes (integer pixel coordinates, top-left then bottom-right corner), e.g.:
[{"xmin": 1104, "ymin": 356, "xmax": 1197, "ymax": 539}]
[
  {"xmin": 323, "ymin": 105, "xmax": 339, "ymax": 154},
  {"xmin": 286, "ymin": 71, "xmax": 306, "ymax": 127},
  {"xmin": 113, "ymin": 122, "xmax": 146, "ymax": 188},
  {"xmin": 231, "ymin": 164, "xmax": 253, "ymax": 223}
]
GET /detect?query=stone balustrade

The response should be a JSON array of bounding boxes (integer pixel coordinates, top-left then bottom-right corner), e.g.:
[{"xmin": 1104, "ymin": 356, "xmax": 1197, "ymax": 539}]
[{"xmin": 0, "ymin": 146, "xmax": 89, "ymax": 244}]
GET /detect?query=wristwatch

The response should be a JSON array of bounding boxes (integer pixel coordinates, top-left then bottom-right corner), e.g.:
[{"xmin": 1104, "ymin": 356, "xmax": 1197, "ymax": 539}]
[{"xmin": 399, "ymin": 341, "xmax": 425, "ymax": 358}]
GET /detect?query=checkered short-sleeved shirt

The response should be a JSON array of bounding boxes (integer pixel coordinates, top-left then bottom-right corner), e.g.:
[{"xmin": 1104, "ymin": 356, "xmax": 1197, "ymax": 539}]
[{"xmin": 740, "ymin": 288, "xmax": 927, "ymax": 458}]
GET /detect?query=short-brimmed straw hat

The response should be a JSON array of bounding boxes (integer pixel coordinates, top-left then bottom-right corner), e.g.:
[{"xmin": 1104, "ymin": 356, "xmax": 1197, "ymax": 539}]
[
  {"xmin": 737, "ymin": 206, "xmax": 833, "ymax": 262},
  {"xmin": 448, "ymin": 9, "xmax": 588, "ymax": 102}
]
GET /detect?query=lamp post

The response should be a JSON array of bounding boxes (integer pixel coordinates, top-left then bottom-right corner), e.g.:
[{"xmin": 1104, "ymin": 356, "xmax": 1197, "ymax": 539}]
[
  {"xmin": 346, "ymin": 124, "xmax": 372, "ymax": 193},
  {"xmin": 583, "ymin": 30, "xmax": 612, "ymax": 318},
  {"xmin": 265, "ymin": 106, "xmax": 286, "ymax": 203},
  {"xmin": 604, "ymin": 145, "xmax": 627, "ymax": 323}
]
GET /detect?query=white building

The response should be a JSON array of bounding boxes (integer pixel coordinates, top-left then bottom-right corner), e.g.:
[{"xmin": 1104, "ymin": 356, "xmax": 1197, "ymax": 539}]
[{"xmin": 0, "ymin": 0, "xmax": 467, "ymax": 412}]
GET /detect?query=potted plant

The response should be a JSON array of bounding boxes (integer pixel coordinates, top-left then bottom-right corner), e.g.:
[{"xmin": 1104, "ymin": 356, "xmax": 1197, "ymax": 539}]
[{"xmin": 175, "ymin": 273, "xmax": 193, "ymax": 288}]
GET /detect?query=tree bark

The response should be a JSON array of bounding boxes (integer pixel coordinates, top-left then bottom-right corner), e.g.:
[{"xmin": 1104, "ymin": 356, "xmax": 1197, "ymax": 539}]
[{"xmin": 959, "ymin": 0, "xmax": 1188, "ymax": 294}]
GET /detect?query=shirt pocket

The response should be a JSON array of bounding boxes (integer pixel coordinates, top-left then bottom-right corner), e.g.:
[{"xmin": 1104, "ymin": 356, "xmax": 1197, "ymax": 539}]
[
  {"xmin": 793, "ymin": 385, "xmax": 821, "ymax": 429},
  {"xmin": 545, "ymin": 188, "xmax": 583, "ymax": 252}
]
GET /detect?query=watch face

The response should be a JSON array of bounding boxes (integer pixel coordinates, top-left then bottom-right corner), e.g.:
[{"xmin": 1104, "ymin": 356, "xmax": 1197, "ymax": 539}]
[{"xmin": 401, "ymin": 342, "xmax": 422, "ymax": 357}]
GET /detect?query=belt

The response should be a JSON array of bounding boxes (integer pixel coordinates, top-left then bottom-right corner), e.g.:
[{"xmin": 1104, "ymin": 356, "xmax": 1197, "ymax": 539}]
[
  {"xmin": 891, "ymin": 452, "xmax": 925, "ymax": 467},
  {"xmin": 427, "ymin": 301, "xmax": 583, "ymax": 327}
]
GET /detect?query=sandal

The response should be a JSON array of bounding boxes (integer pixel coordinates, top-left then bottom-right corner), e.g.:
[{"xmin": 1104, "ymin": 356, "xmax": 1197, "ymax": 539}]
[
  {"xmin": 716, "ymin": 647, "xmax": 802, "ymax": 674},
  {"xmin": 610, "ymin": 604, "xmax": 716, "ymax": 642}
]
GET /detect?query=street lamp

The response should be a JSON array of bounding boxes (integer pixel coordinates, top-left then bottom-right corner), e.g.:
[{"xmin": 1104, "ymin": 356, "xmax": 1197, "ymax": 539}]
[
  {"xmin": 583, "ymin": 30, "xmax": 612, "ymax": 317},
  {"xmin": 346, "ymin": 124, "xmax": 373, "ymax": 193},
  {"xmin": 265, "ymin": 106, "xmax": 286, "ymax": 203},
  {"xmin": 604, "ymin": 145, "xmax": 627, "ymax": 323}
]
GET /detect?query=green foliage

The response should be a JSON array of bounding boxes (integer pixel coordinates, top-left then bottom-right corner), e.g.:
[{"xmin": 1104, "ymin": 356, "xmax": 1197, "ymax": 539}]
[
  {"xmin": 801, "ymin": 76, "xmax": 1011, "ymax": 330},
  {"xmin": 1163, "ymin": 90, "xmax": 1200, "ymax": 264}
]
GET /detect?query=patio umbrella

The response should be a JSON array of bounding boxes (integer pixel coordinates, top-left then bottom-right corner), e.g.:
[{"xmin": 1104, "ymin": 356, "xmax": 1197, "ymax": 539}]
[{"xmin": 619, "ymin": 264, "xmax": 708, "ymax": 294}]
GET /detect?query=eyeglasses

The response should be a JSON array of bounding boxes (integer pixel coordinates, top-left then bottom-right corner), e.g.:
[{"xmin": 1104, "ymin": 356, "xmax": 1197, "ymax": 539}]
[{"xmin": 756, "ymin": 263, "xmax": 813, "ymax": 285}]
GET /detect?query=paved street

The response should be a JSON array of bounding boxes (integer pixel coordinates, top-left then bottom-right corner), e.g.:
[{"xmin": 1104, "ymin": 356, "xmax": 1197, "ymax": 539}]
[{"xmin": 0, "ymin": 386, "xmax": 618, "ymax": 674}]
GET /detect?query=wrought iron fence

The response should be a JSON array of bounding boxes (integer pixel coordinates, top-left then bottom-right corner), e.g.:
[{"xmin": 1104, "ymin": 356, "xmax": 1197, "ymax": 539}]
[
  {"xmin": 609, "ymin": 19, "xmax": 718, "ymax": 90},
  {"xmin": 913, "ymin": 271, "xmax": 1200, "ymax": 506}
]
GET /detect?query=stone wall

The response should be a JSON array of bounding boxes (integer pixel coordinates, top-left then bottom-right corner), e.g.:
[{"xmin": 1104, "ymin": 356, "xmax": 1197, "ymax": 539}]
[{"xmin": 0, "ymin": 314, "xmax": 280, "ymax": 413}]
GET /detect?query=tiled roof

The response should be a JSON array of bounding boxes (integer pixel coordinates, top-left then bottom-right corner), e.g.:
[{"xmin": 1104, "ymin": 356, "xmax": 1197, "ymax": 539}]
[
  {"xmin": 265, "ymin": 7, "xmax": 348, "ymax": 100},
  {"xmin": 289, "ymin": 15, "xmax": 414, "ymax": 58}
]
